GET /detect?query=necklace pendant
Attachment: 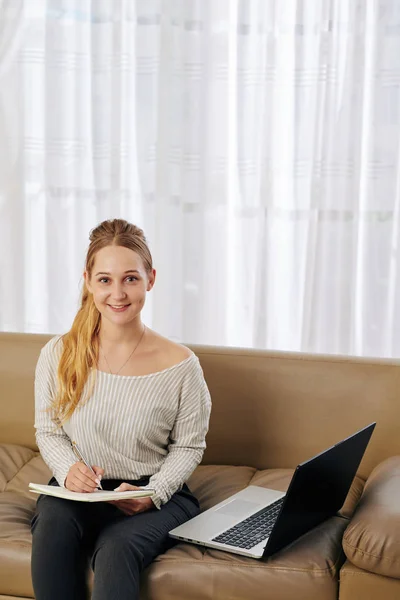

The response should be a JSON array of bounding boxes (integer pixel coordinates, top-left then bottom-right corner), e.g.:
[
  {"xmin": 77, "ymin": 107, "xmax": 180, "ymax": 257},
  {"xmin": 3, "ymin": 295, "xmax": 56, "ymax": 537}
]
[{"xmin": 100, "ymin": 325, "xmax": 146, "ymax": 376}]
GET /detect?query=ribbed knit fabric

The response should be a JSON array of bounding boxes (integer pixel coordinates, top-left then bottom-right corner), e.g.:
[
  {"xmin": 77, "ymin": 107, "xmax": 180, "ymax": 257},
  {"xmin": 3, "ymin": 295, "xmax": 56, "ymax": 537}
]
[{"xmin": 34, "ymin": 335, "xmax": 212, "ymax": 509}]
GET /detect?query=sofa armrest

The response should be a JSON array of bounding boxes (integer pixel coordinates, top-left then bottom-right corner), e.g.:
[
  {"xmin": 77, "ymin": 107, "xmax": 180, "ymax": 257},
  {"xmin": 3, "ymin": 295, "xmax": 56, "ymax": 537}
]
[{"xmin": 342, "ymin": 456, "xmax": 400, "ymax": 579}]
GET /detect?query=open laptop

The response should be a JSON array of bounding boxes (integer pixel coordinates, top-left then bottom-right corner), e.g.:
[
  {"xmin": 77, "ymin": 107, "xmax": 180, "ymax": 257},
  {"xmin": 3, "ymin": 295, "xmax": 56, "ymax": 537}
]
[{"xmin": 169, "ymin": 422, "xmax": 376, "ymax": 559}]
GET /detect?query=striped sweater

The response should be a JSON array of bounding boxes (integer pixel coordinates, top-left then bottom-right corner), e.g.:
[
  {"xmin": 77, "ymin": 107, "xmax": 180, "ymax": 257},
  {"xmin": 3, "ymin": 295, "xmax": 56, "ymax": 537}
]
[{"xmin": 34, "ymin": 335, "xmax": 212, "ymax": 509}]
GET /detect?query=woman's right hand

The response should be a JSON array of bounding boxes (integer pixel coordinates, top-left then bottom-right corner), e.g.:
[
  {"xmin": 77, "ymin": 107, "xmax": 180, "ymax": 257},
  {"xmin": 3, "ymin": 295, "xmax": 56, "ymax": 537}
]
[{"xmin": 65, "ymin": 462, "xmax": 104, "ymax": 492}]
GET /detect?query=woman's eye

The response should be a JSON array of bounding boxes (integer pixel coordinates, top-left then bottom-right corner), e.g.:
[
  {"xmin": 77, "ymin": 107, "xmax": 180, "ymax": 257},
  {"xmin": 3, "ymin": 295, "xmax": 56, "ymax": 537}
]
[{"xmin": 98, "ymin": 276, "xmax": 137, "ymax": 283}]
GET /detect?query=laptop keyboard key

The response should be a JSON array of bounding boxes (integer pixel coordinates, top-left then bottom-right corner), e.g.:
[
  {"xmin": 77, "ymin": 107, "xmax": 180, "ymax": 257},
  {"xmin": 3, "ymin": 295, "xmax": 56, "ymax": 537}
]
[{"xmin": 212, "ymin": 497, "xmax": 284, "ymax": 549}]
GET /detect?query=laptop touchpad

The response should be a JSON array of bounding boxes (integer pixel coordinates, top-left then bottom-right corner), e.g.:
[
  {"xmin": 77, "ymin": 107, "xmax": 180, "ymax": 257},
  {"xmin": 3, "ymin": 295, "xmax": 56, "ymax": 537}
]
[{"xmin": 216, "ymin": 499, "xmax": 260, "ymax": 518}]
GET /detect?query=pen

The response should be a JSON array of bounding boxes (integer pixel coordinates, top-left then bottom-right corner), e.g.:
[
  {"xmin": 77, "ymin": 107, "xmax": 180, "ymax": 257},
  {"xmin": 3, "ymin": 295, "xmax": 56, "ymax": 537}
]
[{"xmin": 72, "ymin": 441, "xmax": 103, "ymax": 490}]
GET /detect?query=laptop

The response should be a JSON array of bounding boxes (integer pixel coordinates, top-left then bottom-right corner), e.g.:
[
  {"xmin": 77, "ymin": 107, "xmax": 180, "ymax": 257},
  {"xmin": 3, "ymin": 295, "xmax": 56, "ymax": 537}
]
[{"xmin": 169, "ymin": 422, "xmax": 376, "ymax": 559}]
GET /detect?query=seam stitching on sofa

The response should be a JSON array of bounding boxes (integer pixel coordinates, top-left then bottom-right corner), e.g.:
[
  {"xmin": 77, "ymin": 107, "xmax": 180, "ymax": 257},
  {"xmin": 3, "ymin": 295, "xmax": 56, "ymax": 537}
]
[
  {"xmin": 194, "ymin": 349, "xmax": 400, "ymax": 368},
  {"xmin": 0, "ymin": 541, "xmax": 32, "ymax": 550},
  {"xmin": 343, "ymin": 539, "xmax": 399, "ymax": 564},
  {"xmin": 340, "ymin": 568, "xmax": 389, "ymax": 578},
  {"xmin": 159, "ymin": 552, "xmax": 344, "ymax": 575},
  {"xmin": 248, "ymin": 472, "xmax": 292, "ymax": 487},
  {"xmin": 157, "ymin": 562, "xmax": 338, "ymax": 574},
  {"xmin": 4, "ymin": 454, "xmax": 38, "ymax": 489}
]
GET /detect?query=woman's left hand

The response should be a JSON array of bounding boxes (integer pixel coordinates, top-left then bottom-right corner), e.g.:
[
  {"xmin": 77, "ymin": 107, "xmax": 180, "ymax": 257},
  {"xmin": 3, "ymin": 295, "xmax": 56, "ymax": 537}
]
[{"xmin": 108, "ymin": 483, "xmax": 154, "ymax": 516}]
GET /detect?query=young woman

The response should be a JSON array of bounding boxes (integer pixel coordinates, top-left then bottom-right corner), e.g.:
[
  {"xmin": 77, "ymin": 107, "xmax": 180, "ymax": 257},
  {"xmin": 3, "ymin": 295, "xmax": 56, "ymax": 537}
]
[{"xmin": 31, "ymin": 218, "xmax": 212, "ymax": 600}]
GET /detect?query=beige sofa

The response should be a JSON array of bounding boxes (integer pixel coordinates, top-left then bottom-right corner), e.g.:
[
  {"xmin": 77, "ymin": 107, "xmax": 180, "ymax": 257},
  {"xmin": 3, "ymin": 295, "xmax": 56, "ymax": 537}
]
[{"xmin": 1, "ymin": 332, "xmax": 400, "ymax": 600}]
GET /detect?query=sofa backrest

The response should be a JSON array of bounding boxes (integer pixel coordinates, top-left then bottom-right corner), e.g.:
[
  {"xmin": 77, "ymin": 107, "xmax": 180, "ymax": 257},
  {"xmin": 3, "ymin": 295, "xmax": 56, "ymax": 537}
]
[{"xmin": 1, "ymin": 332, "xmax": 400, "ymax": 479}]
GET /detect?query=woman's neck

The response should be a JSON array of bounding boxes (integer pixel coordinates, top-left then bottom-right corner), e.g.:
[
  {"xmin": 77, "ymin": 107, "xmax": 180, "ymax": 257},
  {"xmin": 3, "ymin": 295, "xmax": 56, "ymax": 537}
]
[{"xmin": 98, "ymin": 319, "xmax": 145, "ymax": 347}]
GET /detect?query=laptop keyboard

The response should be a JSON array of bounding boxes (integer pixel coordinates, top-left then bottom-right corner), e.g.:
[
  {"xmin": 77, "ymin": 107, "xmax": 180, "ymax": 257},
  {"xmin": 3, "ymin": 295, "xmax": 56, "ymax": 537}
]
[{"xmin": 212, "ymin": 497, "xmax": 284, "ymax": 549}]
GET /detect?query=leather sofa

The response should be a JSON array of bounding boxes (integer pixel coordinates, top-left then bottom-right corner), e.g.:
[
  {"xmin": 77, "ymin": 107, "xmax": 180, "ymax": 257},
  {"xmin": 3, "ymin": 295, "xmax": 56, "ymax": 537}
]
[{"xmin": 1, "ymin": 332, "xmax": 400, "ymax": 600}]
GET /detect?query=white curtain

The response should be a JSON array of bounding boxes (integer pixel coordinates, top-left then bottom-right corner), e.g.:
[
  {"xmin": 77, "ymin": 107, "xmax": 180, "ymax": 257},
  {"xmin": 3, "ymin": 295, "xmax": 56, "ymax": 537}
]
[{"xmin": 1, "ymin": 0, "xmax": 400, "ymax": 357}]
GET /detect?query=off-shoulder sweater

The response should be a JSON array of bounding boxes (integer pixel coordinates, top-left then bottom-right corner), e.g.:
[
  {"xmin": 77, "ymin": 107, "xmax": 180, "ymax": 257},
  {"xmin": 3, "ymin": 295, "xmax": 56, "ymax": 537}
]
[{"xmin": 34, "ymin": 335, "xmax": 212, "ymax": 509}]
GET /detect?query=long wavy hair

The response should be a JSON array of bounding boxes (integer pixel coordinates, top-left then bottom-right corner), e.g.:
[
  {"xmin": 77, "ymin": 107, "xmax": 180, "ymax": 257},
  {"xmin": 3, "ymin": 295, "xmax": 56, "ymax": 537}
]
[{"xmin": 49, "ymin": 219, "xmax": 153, "ymax": 426}]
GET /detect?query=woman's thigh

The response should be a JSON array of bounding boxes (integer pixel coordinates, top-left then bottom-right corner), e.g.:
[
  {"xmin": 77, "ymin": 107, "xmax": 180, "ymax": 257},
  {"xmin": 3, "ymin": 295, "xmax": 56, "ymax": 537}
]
[
  {"xmin": 30, "ymin": 478, "xmax": 115, "ymax": 546},
  {"xmin": 31, "ymin": 477, "xmax": 200, "ymax": 568},
  {"xmin": 90, "ymin": 484, "xmax": 200, "ymax": 570},
  {"xmin": 31, "ymin": 491, "xmax": 89, "ymax": 532}
]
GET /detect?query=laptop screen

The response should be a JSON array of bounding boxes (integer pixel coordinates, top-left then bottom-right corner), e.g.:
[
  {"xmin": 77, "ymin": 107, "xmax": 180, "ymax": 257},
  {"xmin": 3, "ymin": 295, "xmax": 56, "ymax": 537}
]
[{"xmin": 264, "ymin": 423, "xmax": 375, "ymax": 557}]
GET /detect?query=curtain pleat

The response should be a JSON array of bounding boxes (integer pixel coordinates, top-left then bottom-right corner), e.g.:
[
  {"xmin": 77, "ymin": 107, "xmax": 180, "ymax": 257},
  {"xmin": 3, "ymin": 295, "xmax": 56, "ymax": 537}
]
[{"xmin": 1, "ymin": 0, "xmax": 400, "ymax": 357}]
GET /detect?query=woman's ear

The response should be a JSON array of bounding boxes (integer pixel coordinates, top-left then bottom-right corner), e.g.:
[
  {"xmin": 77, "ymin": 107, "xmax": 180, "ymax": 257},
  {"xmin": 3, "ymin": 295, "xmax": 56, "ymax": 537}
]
[
  {"xmin": 147, "ymin": 269, "xmax": 156, "ymax": 292},
  {"xmin": 83, "ymin": 271, "xmax": 92, "ymax": 293}
]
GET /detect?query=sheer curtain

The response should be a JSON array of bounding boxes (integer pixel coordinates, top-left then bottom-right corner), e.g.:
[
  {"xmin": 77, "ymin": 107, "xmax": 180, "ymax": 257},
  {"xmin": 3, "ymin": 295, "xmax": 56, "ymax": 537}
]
[{"xmin": 1, "ymin": 0, "xmax": 400, "ymax": 357}]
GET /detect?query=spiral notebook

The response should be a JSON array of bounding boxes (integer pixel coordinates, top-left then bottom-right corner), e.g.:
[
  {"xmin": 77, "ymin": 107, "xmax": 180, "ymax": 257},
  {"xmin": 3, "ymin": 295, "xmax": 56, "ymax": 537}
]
[{"xmin": 29, "ymin": 483, "xmax": 155, "ymax": 503}]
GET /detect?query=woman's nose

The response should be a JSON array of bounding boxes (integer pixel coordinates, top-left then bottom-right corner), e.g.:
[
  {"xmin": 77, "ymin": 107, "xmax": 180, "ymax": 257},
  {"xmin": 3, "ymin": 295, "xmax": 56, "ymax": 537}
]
[{"xmin": 111, "ymin": 284, "xmax": 127, "ymax": 299}]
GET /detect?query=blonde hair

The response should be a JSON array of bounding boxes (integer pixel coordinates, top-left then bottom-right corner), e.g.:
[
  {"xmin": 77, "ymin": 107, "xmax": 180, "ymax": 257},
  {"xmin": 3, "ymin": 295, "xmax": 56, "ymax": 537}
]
[{"xmin": 50, "ymin": 219, "xmax": 153, "ymax": 426}]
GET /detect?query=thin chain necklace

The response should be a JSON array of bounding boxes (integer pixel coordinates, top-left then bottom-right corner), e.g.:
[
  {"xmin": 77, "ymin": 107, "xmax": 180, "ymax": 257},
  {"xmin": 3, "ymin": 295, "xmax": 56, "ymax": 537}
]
[{"xmin": 100, "ymin": 325, "xmax": 146, "ymax": 375}]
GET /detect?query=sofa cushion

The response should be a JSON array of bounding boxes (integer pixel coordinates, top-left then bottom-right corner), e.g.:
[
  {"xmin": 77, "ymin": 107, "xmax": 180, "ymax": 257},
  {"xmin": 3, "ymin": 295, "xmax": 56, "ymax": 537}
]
[
  {"xmin": 339, "ymin": 560, "xmax": 400, "ymax": 600},
  {"xmin": 0, "ymin": 445, "xmax": 49, "ymax": 598},
  {"xmin": 0, "ymin": 446, "xmax": 364, "ymax": 599},
  {"xmin": 139, "ymin": 466, "xmax": 359, "ymax": 600},
  {"xmin": 342, "ymin": 456, "xmax": 400, "ymax": 579},
  {"xmin": 142, "ymin": 516, "xmax": 347, "ymax": 600}
]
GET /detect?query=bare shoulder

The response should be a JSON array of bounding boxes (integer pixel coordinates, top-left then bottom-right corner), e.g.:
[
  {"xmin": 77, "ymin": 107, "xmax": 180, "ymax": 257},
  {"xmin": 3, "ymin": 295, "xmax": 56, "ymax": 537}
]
[
  {"xmin": 145, "ymin": 329, "xmax": 193, "ymax": 369},
  {"xmin": 157, "ymin": 334, "xmax": 193, "ymax": 363}
]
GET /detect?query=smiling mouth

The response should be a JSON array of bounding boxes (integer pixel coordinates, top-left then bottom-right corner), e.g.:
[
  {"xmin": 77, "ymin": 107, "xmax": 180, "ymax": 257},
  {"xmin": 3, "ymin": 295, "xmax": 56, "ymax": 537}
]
[{"xmin": 108, "ymin": 304, "xmax": 131, "ymax": 311}]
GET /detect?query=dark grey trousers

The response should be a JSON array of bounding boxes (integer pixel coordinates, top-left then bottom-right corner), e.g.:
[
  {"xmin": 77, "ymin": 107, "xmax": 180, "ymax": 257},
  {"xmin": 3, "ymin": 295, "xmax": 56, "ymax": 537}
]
[{"xmin": 30, "ymin": 476, "xmax": 200, "ymax": 600}]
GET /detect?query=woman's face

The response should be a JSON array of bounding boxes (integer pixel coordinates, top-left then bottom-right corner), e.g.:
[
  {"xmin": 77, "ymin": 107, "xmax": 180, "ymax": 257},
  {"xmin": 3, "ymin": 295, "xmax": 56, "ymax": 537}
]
[{"xmin": 84, "ymin": 245, "xmax": 155, "ymax": 327}]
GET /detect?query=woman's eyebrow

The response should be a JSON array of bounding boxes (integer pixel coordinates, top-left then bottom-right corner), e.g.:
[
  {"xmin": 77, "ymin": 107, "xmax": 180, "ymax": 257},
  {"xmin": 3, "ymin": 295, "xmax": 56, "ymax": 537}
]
[{"xmin": 95, "ymin": 270, "xmax": 140, "ymax": 276}]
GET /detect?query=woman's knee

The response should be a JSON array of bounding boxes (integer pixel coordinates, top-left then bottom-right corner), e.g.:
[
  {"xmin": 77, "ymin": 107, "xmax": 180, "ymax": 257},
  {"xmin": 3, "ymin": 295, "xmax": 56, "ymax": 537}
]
[{"xmin": 91, "ymin": 536, "xmax": 144, "ymax": 571}]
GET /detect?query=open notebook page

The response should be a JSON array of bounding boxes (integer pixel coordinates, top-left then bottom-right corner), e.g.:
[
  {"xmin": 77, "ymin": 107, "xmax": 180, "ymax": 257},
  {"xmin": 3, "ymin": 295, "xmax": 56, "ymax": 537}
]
[{"xmin": 29, "ymin": 483, "xmax": 154, "ymax": 503}]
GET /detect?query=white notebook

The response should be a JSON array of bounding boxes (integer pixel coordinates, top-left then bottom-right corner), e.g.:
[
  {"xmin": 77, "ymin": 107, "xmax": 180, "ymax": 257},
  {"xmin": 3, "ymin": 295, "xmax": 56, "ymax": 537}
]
[{"xmin": 29, "ymin": 483, "xmax": 155, "ymax": 503}]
